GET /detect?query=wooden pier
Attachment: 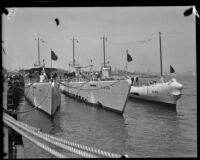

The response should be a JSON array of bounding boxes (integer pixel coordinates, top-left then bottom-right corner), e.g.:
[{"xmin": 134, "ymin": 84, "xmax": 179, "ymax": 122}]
[{"xmin": 3, "ymin": 81, "xmax": 25, "ymax": 159}]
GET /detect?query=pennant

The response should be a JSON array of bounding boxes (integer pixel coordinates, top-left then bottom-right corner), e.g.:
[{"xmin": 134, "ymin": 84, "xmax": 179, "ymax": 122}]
[
  {"xmin": 51, "ymin": 49, "xmax": 58, "ymax": 61},
  {"xmin": 170, "ymin": 65, "xmax": 175, "ymax": 73},
  {"xmin": 126, "ymin": 50, "xmax": 133, "ymax": 62}
]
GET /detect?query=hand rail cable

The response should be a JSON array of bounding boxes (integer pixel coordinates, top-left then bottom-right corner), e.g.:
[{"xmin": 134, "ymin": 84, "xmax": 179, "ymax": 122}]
[
  {"xmin": 7, "ymin": 82, "xmax": 34, "ymax": 106},
  {"xmin": 31, "ymin": 85, "xmax": 52, "ymax": 109},
  {"xmin": 3, "ymin": 106, "xmax": 38, "ymax": 114},
  {"xmin": 58, "ymin": 79, "xmax": 121, "ymax": 91}
]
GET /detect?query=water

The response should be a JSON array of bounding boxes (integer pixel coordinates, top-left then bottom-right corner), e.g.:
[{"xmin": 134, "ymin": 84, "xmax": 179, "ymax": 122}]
[{"xmin": 18, "ymin": 74, "xmax": 197, "ymax": 158}]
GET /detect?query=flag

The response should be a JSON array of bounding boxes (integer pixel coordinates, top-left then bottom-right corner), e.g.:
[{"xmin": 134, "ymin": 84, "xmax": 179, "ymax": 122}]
[
  {"xmin": 55, "ymin": 18, "xmax": 59, "ymax": 26},
  {"xmin": 51, "ymin": 49, "xmax": 58, "ymax": 61},
  {"xmin": 170, "ymin": 65, "xmax": 175, "ymax": 73},
  {"xmin": 126, "ymin": 50, "xmax": 133, "ymax": 62}
]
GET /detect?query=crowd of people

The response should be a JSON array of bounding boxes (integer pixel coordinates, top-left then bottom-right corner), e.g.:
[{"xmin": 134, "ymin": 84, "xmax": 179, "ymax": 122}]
[
  {"xmin": 61, "ymin": 70, "xmax": 102, "ymax": 82},
  {"xmin": 24, "ymin": 69, "xmax": 58, "ymax": 83},
  {"xmin": 4, "ymin": 73, "xmax": 24, "ymax": 86}
]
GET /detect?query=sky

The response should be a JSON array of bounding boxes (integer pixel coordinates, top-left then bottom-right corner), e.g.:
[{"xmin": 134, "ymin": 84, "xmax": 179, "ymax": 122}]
[{"xmin": 2, "ymin": 7, "xmax": 196, "ymax": 73}]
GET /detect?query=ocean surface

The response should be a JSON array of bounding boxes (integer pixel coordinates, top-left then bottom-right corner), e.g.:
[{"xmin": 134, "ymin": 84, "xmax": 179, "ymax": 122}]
[{"xmin": 18, "ymin": 74, "xmax": 197, "ymax": 158}]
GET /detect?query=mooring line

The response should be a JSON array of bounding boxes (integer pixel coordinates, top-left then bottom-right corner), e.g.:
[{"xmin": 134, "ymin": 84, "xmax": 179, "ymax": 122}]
[
  {"xmin": 3, "ymin": 118, "xmax": 67, "ymax": 158},
  {"xmin": 4, "ymin": 114, "xmax": 100, "ymax": 158},
  {"xmin": 4, "ymin": 113, "xmax": 126, "ymax": 158},
  {"xmin": 19, "ymin": 119, "xmax": 121, "ymax": 158}
]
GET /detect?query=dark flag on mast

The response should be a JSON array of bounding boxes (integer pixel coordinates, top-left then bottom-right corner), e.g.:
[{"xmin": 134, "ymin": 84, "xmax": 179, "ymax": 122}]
[
  {"xmin": 51, "ymin": 49, "xmax": 58, "ymax": 60},
  {"xmin": 126, "ymin": 50, "xmax": 133, "ymax": 62},
  {"xmin": 55, "ymin": 18, "xmax": 60, "ymax": 26},
  {"xmin": 170, "ymin": 65, "xmax": 175, "ymax": 73}
]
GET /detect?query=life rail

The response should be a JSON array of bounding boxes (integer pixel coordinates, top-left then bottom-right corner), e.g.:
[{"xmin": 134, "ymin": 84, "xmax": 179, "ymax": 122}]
[
  {"xmin": 132, "ymin": 80, "xmax": 158, "ymax": 87},
  {"xmin": 58, "ymin": 79, "xmax": 122, "ymax": 91}
]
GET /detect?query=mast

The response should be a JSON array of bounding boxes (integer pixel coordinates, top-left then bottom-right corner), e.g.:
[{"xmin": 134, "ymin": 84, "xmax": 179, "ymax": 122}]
[
  {"xmin": 38, "ymin": 37, "xmax": 41, "ymax": 66},
  {"xmin": 73, "ymin": 37, "xmax": 75, "ymax": 65},
  {"xmin": 103, "ymin": 35, "xmax": 106, "ymax": 67},
  {"xmin": 101, "ymin": 35, "xmax": 107, "ymax": 67},
  {"xmin": 90, "ymin": 59, "xmax": 93, "ymax": 74},
  {"xmin": 71, "ymin": 37, "xmax": 78, "ymax": 66},
  {"xmin": 159, "ymin": 32, "xmax": 163, "ymax": 77},
  {"xmin": 100, "ymin": 35, "xmax": 111, "ymax": 79}
]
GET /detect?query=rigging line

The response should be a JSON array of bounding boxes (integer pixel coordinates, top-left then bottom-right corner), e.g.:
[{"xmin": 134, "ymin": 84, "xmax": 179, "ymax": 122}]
[
  {"xmin": 3, "ymin": 106, "xmax": 38, "ymax": 114},
  {"xmin": 8, "ymin": 82, "xmax": 33, "ymax": 97},
  {"xmin": 110, "ymin": 66, "xmax": 127, "ymax": 71},
  {"xmin": 73, "ymin": 65, "xmax": 91, "ymax": 68},
  {"xmin": 106, "ymin": 32, "xmax": 157, "ymax": 37},
  {"xmin": 32, "ymin": 85, "xmax": 52, "ymax": 108},
  {"xmin": 4, "ymin": 86, "xmax": 48, "ymax": 115},
  {"xmin": 161, "ymin": 32, "xmax": 195, "ymax": 36},
  {"xmin": 109, "ymin": 36, "xmax": 157, "ymax": 45},
  {"xmin": 24, "ymin": 84, "xmax": 34, "ymax": 98},
  {"xmin": 8, "ymin": 82, "xmax": 24, "ymax": 92},
  {"xmin": 7, "ymin": 79, "xmax": 25, "ymax": 85},
  {"xmin": 181, "ymin": 93, "xmax": 196, "ymax": 96},
  {"xmin": 20, "ymin": 84, "xmax": 52, "ymax": 113}
]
